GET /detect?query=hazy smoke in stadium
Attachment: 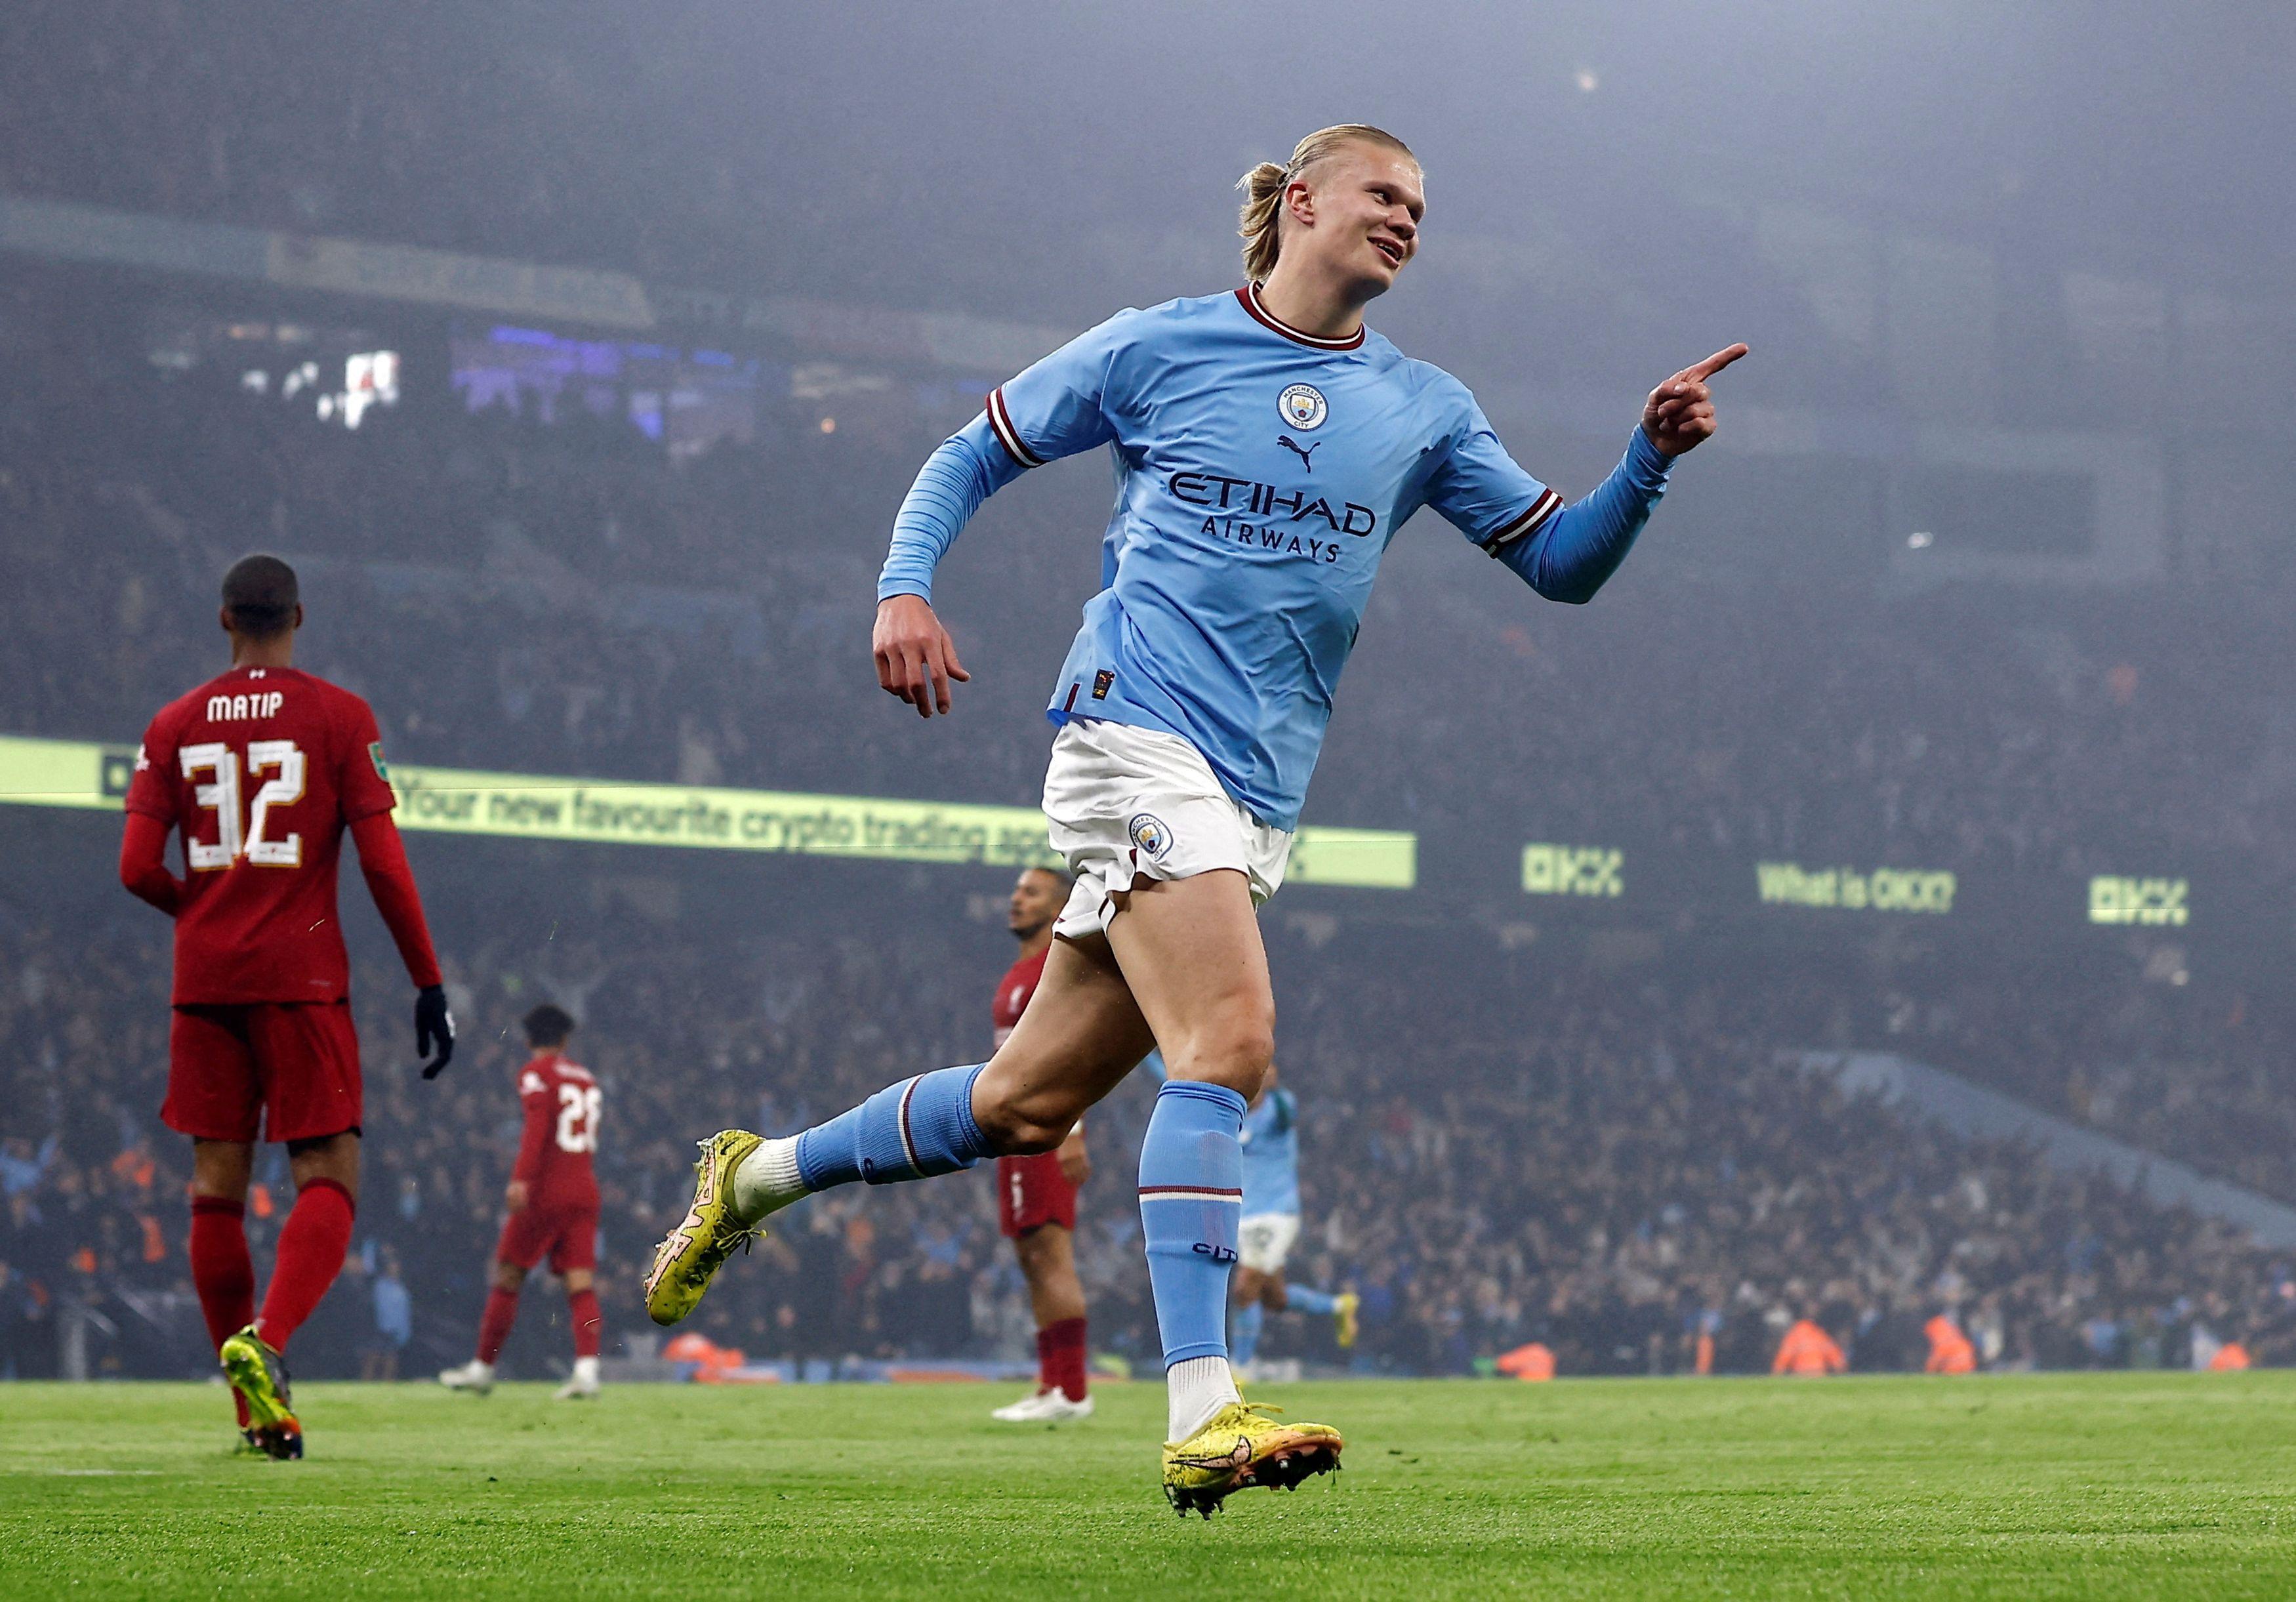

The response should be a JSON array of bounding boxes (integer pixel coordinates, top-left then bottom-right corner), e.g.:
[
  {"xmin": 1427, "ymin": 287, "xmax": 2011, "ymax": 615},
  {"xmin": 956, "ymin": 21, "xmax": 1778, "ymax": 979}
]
[{"xmin": 3, "ymin": 0, "xmax": 2293, "ymax": 1398}]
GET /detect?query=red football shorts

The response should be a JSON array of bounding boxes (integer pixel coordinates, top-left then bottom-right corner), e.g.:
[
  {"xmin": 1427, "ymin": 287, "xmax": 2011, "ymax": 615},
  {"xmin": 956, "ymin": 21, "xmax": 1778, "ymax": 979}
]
[
  {"xmin": 496, "ymin": 1204, "xmax": 599, "ymax": 1275},
  {"xmin": 996, "ymin": 1153, "xmax": 1077, "ymax": 1238},
  {"xmin": 165, "ymin": 1001, "xmax": 362, "ymax": 1145}
]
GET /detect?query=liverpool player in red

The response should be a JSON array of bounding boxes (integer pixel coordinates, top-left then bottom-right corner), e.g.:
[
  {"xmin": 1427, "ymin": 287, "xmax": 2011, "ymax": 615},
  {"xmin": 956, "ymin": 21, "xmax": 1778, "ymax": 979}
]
[
  {"xmin": 119, "ymin": 554, "xmax": 453, "ymax": 1459},
  {"xmin": 439, "ymin": 1003, "xmax": 605, "ymax": 1400},
  {"xmin": 987, "ymin": 865, "xmax": 1096, "ymax": 1423}
]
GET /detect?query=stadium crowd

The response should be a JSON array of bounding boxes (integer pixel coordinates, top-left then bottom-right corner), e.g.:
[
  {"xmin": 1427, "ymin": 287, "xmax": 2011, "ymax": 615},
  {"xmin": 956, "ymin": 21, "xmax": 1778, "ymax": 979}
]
[
  {"xmin": 4, "ymin": 267, "xmax": 2295, "ymax": 1389},
  {"xmin": 5, "ymin": 291, "xmax": 2288, "ymax": 880},
  {"xmin": 5, "ymin": 906, "xmax": 2293, "ymax": 1385},
  {"xmin": 3, "ymin": 101, "xmax": 2293, "ymax": 1382}
]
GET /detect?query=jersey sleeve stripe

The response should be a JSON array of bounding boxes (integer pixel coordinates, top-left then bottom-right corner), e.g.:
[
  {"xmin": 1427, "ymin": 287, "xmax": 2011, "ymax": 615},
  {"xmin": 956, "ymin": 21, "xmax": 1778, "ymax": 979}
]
[
  {"xmin": 1481, "ymin": 487, "xmax": 1565, "ymax": 555},
  {"xmin": 985, "ymin": 386, "xmax": 1044, "ymax": 469},
  {"xmin": 895, "ymin": 1075, "xmax": 923, "ymax": 1172}
]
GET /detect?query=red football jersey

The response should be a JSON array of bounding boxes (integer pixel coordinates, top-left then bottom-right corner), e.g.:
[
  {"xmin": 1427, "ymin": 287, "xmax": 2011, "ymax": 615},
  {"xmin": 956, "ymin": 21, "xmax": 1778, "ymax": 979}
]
[
  {"xmin": 511, "ymin": 1052, "xmax": 602, "ymax": 1211},
  {"xmin": 125, "ymin": 665, "xmax": 399, "ymax": 1005},
  {"xmin": 991, "ymin": 947, "xmax": 1049, "ymax": 1050}
]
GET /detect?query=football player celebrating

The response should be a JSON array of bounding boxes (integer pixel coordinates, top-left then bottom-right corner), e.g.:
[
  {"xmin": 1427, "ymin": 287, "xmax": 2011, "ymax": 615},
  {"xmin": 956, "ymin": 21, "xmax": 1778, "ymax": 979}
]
[
  {"xmin": 646, "ymin": 124, "xmax": 1740, "ymax": 1513},
  {"xmin": 439, "ymin": 1004, "xmax": 605, "ymax": 1400},
  {"xmin": 987, "ymin": 866, "xmax": 1096, "ymax": 1423},
  {"xmin": 121, "ymin": 554, "xmax": 453, "ymax": 1458}
]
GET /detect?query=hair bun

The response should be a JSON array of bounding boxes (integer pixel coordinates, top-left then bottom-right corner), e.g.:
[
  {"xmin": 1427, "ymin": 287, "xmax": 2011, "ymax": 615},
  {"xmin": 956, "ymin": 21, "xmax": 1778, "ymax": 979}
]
[{"xmin": 1238, "ymin": 159, "xmax": 1288, "ymax": 197}]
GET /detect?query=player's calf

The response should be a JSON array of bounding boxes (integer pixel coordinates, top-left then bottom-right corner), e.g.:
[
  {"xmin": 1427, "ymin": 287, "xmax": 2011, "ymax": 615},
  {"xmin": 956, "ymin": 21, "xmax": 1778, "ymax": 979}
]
[{"xmin": 647, "ymin": 1065, "xmax": 998, "ymax": 1326}]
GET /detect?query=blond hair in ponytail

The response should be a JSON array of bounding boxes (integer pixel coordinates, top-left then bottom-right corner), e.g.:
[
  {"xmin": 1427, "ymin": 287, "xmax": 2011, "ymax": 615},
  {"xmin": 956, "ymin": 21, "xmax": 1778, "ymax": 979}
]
[{"xmin": 1237, "ymin": 124, "xmax": 1418, "ymax": 281}]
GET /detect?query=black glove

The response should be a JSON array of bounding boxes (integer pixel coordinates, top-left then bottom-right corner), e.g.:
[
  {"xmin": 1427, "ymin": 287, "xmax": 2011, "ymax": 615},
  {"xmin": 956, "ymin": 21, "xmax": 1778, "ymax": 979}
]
[{"xmin": 415, "ymin": 985, "xmax": 456, "ymax": 1080}]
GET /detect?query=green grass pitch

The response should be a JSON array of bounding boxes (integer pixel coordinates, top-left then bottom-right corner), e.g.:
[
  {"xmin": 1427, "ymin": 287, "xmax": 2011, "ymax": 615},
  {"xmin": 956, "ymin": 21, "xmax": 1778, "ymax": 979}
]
[{"xmin": 4, "ymin": 1374, "xmax": 2293, "ymax": 1597}]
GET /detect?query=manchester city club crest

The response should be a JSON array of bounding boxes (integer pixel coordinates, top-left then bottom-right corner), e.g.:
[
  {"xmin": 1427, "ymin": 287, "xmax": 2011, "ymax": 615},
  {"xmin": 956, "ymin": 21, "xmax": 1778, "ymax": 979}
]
[
  {"xmin": 1127, "ymin": 812, "xmax": 1173, "ymax": 859},
  {"xmin": 1277, "ymin": 383, "xmax": 1328, "ymax": 431}
]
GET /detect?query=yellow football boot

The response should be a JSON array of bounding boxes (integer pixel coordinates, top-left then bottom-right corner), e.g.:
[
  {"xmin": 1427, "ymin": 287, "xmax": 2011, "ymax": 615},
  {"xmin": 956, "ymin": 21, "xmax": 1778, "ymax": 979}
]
[
  {"xmin": 218, "ymin": 1325, "xmax": 302, "ymax": 1460},
  {"xmin": 1162, "ymin": 1402, "xmax": 1343, "ymax": 1517},
  {"xmin": 643, "ymin": 1129, "xmax": 766, "ymax": 1326}
]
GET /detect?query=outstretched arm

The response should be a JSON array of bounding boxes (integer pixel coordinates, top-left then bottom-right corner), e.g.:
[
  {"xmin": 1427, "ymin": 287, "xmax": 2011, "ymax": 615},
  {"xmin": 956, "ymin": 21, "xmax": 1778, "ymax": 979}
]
[
  {"xmin": 118, "ymin": 811, "xmax": 182, "ymax": 915},
  {"xmin": 1494, "ymin": 428, "xmax": 1674, "ymax": 604},
  {"xmin": 1465, "ymin": 344, "xmax": 1748, "ymax": 604}
]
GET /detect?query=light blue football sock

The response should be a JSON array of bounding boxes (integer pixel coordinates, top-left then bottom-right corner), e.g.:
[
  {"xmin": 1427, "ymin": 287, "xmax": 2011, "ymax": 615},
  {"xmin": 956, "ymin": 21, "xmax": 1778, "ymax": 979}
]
[
  {"xmin": 794, "ymin": 1064, "xmax": 991, "ymax": 1191},
  {"xmin": 1284, "ymin": 1284, "xmax": 1337, "ymax": 1315},
  {"xmin": 1229, "ymin": 1300, "xmax": 1265, "ymax": 1366},
  {"xmin": 1138, "ymin": 1079, "xmax": 1246, "ymax": 1366}
]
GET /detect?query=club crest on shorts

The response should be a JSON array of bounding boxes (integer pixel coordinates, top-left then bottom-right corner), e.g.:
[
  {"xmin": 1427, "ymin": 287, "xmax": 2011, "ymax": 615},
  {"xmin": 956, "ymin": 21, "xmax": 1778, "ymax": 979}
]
[
  {"xmin": 1128, "ymin": 812, "xmax": 1173, "ymax": 859},
  {"xmin": 1277, "ymin": 384, "xmax": 1328, "ymax": 431}
]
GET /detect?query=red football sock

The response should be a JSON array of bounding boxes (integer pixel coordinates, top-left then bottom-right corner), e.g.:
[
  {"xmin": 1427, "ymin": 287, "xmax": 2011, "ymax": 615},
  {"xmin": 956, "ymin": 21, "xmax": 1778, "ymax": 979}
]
[
  {"xmin": 476, "ymin": 1286, "xmax": 521, "ymax": 1365},
  {"xmin": 1038, "ymin": 1316, "xmax": 1088, "ymax": 1402},
  {"xmin": 189, "ymin": 1196, "xmax": 255, "ymax": 1427},
  {"xmin": 569, "ymin": 1288, "xmax": 602, "ymax": 1359},
  {"xmin": 254, "ymin": 1178, "xmax": 354, "ymax": 1352}
]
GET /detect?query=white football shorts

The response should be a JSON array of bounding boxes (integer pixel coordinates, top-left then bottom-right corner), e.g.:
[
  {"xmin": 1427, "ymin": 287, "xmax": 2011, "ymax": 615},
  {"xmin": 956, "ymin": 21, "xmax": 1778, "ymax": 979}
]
[
  {"xmin": 1041, "ymin": 718, "xmax": 1292, "ymax": 942},
  {"xmin": 1237, "ymin": 1212, "xmax": 1302, "ymax": 1275}
]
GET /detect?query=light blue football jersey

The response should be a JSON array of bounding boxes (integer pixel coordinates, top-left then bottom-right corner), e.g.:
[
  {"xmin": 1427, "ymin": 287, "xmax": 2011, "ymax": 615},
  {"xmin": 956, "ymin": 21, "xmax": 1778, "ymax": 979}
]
[
  {"xmin": 1239, "ymin": 1086, "xmax": 1302, "ymax": 1218},
  {"xmin": 882, "ymin": 285, "xmax": 1669, "ymax": 831}
]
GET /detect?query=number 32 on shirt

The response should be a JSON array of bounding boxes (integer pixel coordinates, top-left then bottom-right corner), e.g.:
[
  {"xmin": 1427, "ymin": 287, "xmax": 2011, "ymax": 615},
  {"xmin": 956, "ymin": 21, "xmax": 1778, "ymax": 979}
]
[{"xmin": 178, "ymin": 739, "xmax": 306, "ymax": 869}]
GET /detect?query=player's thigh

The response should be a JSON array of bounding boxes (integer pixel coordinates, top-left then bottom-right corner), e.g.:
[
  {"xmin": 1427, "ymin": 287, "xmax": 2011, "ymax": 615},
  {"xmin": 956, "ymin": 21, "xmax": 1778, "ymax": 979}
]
[
  {"xmin": 251, "ymin": 1000, "xmax": 363, "ymax": 1146},
  {"xmin": 546, "ymin": 1210, "xmax": 600, "ymax": 1277},
  {"xmin": 975, "ymin": 935, "xmax": 1156, "ymax": 1145},
  {"xmin": 997, "ymin": 1153, "xmax": 1073, "ymax": 1238},
  {"xmin": 165, "ymin": 1006, "xmax": 264, "ymax": 1144},
  {"xmin": 495, "ymin": 1209, "xmax": 554, "ymax": 1273},
  {"xmin": 1012, "ymin": 1219, "xmax": 1075, "ymax": 1282},
  {"xmin": 1103, "ymin": 868, "xmax": 1273, "ymax": 1095}
]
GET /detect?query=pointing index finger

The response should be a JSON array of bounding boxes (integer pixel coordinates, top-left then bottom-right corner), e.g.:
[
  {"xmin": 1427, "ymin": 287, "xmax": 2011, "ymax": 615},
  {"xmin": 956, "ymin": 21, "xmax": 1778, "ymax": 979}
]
[{"xmin": 1684, "ymin": 343, "xmax": 1750, "ymax": 382}]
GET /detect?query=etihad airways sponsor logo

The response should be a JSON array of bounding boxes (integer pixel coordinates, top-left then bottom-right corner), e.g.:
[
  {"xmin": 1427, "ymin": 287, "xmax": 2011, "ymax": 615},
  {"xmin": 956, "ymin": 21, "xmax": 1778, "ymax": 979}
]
[
  {"xmin": 1168, "ymin": 466, "xmax": 1377, "ymax": 566},
  {"xmin": 1168, "ymin": 469, "xmax": 1376, "ymax": 531}
]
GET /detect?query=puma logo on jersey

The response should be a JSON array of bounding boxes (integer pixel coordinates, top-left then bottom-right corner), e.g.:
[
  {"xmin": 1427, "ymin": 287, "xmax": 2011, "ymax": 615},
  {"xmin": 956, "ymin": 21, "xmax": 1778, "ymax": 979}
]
[
  {"xmin": 206, "ymin": 691, "xmax": 286, "ymax": 722},
  {"xmin": 1277, "ymin": 435, "xmax": 1322, "ymax": 471}
]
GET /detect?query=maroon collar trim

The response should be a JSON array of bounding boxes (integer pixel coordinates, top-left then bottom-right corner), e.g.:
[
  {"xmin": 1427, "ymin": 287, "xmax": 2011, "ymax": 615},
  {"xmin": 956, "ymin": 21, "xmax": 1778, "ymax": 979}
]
[{"xmin": 1235, "ymin": 284, "xmax": 1366, "ymax": 351}]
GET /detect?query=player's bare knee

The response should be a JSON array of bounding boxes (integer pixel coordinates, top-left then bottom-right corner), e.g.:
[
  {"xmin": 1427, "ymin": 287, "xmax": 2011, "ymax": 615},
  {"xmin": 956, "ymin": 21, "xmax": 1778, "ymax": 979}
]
[
  {"xmin": 984, "ymin": 1105, "xmax": 1073, "ymax": 1156},
  {"xmin": 190, "ymin": 1138, "xmax": 254, "ymax": 1200},
  {"xmin": 286, "ymin": 1128, "xmax": 361, "ymax": 1194},
  {"xmin": 493, "ymin": 1261, "xmax": 527, "ymax": 1292},
  {"xmin": 1168, "ymin": 1016, "xmax": 1275, "ymax": 1098},
  {"xmin": 972, "ymin": 1071, "xmax": 1082, "ymax": 1154}
]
